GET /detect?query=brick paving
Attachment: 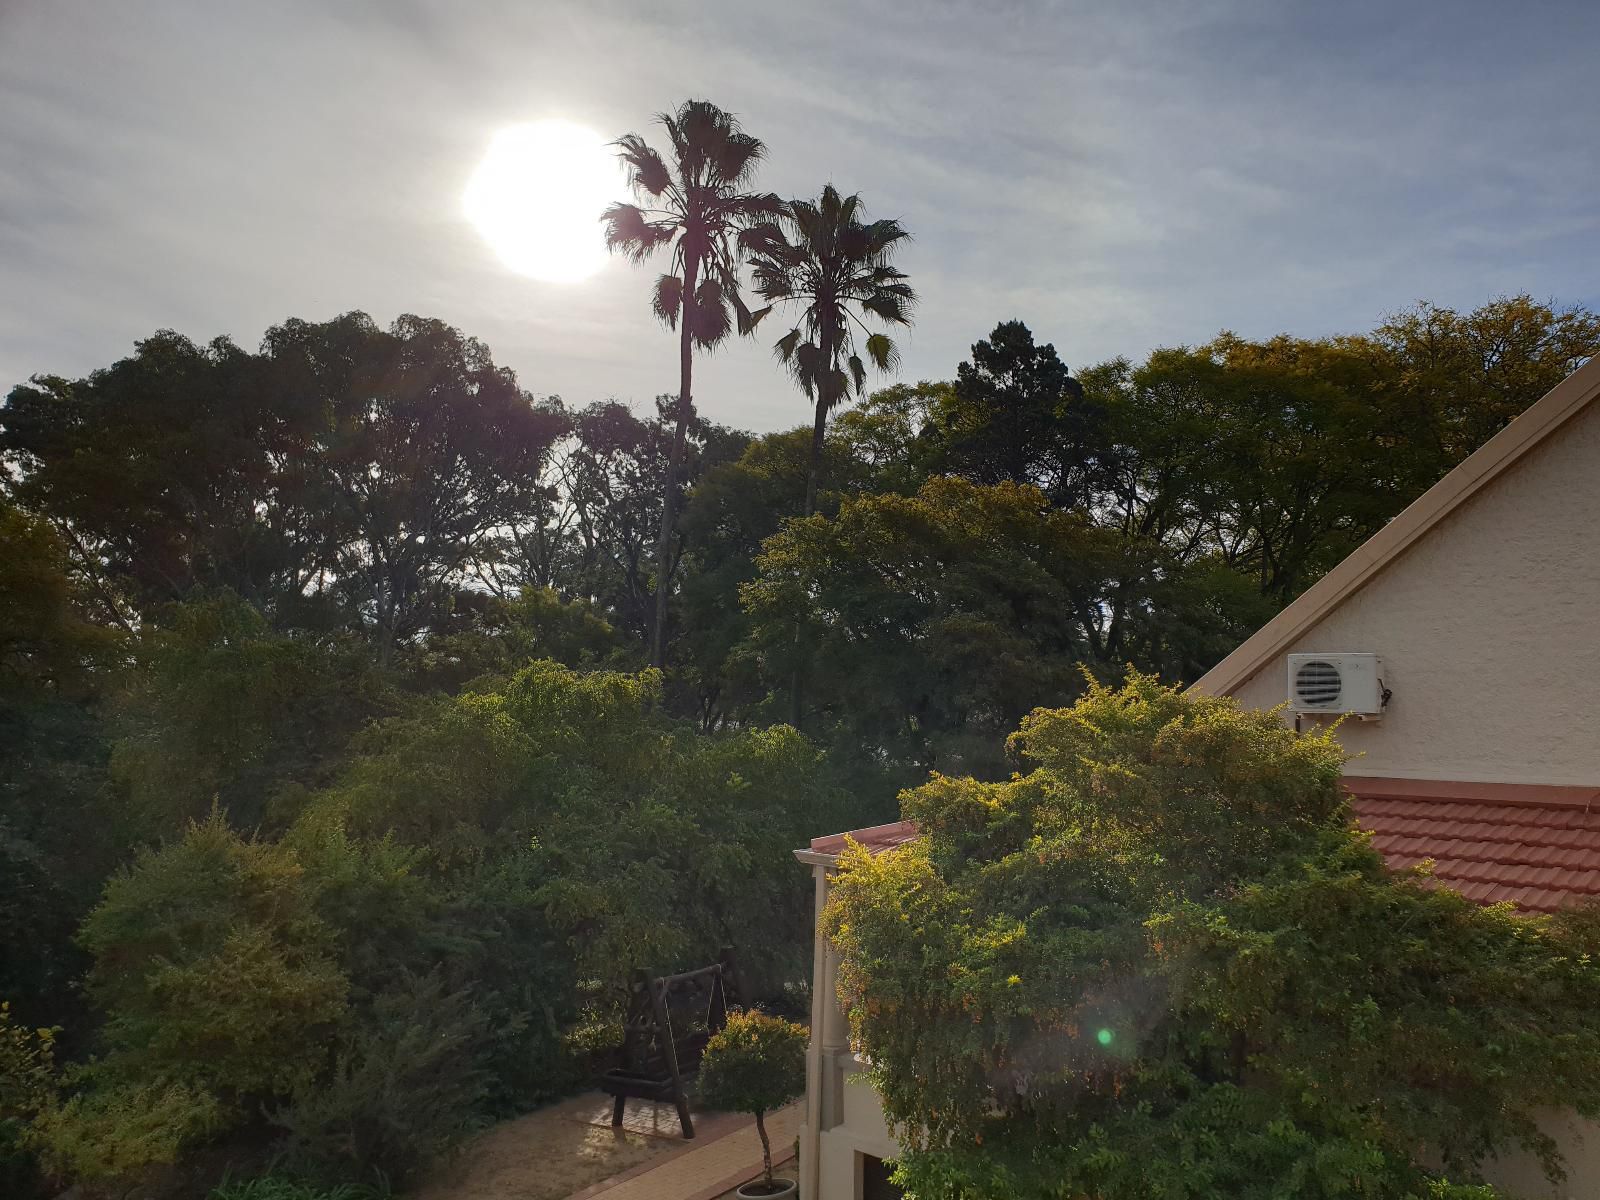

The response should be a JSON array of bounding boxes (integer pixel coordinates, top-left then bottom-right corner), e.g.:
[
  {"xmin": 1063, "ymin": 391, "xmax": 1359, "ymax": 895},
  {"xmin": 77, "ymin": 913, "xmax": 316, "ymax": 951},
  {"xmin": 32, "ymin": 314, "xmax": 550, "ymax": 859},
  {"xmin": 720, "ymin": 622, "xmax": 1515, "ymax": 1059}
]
[{"xmin": 565, "ymin": 1101, "xmax": 803, "ymax": 1200}]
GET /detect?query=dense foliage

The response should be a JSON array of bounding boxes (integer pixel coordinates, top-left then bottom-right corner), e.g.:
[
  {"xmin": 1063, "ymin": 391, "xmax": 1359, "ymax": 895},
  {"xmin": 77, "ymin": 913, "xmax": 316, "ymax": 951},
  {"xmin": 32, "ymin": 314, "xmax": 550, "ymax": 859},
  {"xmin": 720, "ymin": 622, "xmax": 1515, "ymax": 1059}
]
[
  {"xmin": 1, "ymin": 288, "xmax": 1594, "ymax": 1197},
  {"xmin": 823, "ymin": 676, "xmax": 1600, "ymax": 1199}
]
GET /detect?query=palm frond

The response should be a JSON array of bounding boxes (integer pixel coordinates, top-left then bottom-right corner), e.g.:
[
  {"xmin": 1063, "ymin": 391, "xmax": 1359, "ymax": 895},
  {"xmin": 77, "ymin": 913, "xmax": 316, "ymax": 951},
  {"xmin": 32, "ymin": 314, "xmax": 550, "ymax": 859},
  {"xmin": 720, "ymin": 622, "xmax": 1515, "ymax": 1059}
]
[
  {"xmin": 613, "ymin": 134, "xmax": 671, "ymax": 197},
  {"xmin": 652, "ymin": 274, "xmax": 683, "ymax": 328},
  {"xmin": 846, "ymin": 353, "xmax": 867, "ymax": 397},
  {"xmin": 738, "ymin": 220, "xmax": 787, "ymax": 257},
  {"xmin": 861, "ymin": 292, "xmax": 913, "ymax": 325},
  {"xmin": 864, "ymin": 333, "xmax": 899, "ymax": 372},
  {"xmin": 692, "ymin": 276, "xmax": 732, "ymax": 349},
  {"xmin": 864, "ymin": 218, "xmax": 912, "ymax": 257},
  {"xmin": 774, "ymin": 328, "xmax": 803, "ymax": 364},
  {"xmin": 710, "ymin": 131, "xmax": 766, "ymax": 186},
  {"xmin": 602, "ymin": 203, "xmax": 674, "ymax": 261},
  {"xmin": 738, "ymin": 304, "xmax": 773, "ymax": 335}
]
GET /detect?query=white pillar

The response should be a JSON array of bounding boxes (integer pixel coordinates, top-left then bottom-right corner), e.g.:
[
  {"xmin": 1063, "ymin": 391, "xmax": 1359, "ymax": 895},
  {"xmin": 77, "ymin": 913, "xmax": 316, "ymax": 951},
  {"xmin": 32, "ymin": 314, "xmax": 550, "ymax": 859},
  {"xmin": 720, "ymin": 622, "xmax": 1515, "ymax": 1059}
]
[
  {"xmin": 798, "ymin": 859, "xmax": 831, "ymax": 1200},
  {"xmin": 820, "ymin": 940, "xmax": 848, "ymax": 1053}
]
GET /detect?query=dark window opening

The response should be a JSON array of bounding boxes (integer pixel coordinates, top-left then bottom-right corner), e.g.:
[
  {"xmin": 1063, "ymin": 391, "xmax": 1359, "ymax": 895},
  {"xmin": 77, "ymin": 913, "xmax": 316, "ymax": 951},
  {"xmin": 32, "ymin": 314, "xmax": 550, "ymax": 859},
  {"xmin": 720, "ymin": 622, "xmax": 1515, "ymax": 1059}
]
[{"xmin": 861, "ymin": 1153, "xmax": 904, "ymax": 1200}]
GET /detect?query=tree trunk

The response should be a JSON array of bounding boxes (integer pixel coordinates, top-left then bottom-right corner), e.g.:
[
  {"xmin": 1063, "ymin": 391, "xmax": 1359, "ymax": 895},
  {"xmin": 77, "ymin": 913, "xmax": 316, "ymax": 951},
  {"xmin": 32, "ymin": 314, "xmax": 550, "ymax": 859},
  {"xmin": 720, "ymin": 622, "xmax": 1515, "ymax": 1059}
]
[
  {"xmin": 802, "ymin": 323, "xmax": 836, "ymax": 519},
  {"xmin": 803, "ymin": 393, "xmax": 828, "ymax": 518},
  {"xmin": 791, "ymin": 327, "xmax": 836, "ymax": 725},
  {"xmin": 650, "ymin": 262, "xmax": 698, "ymax": 669},
  {"xmin": 755, "ymin": 1108, "xmax": 774, "ymax": 1186}
]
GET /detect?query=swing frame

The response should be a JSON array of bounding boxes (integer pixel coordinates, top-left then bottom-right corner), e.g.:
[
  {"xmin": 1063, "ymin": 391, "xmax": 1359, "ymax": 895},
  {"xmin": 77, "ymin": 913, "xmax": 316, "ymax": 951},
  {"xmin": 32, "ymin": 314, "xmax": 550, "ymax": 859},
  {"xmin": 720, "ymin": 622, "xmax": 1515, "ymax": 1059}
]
[{"xmin": 598, "ymin": 956, "xmax": 737, "ymax": 1139}]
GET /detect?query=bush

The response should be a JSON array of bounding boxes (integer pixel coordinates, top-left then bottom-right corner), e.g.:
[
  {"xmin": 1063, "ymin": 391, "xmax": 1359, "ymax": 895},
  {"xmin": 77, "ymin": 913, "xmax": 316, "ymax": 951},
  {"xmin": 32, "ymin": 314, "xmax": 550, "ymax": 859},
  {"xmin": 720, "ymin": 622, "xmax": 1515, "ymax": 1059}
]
[
  {"xmin": 0, "ymin": 1002, "xmax": 58, "ymax": 1196},
  {"xmin": 110, "ymin": 594, "xmax": 396, "ymax": 834},
  {"xmin": 35, "ymin": 814, "xmax": 347, "ymax": 1188},
  {"xmin": 78, "ymin": 812, "xmax": 347, "ymax": 1102},
  {"xmin": 288, "ymin": 820, "xmax": 581, "ymax": 1114},
  {"xmin": 209, "ymin": 1169, "xmax": 388, "ymax": 1200},
  {"xmin": 31, "ymin": 1076, "xmax": 223, "ymax": 1185},
  {"xmin": 272, "ymin": 972, "xmax": 488, "ymax": 1188},
  {"xmin": 699, "ymin": 1010, "xmax": 808, "ymax": 1189}
]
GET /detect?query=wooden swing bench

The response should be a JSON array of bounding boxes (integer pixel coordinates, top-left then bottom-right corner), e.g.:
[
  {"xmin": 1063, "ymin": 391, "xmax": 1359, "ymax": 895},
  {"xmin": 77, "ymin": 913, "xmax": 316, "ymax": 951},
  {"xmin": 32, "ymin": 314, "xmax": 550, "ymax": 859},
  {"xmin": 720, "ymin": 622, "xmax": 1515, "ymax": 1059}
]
[{"xmin": 598, "ymin": 958, "xmax": 735, "ymax": 1139}]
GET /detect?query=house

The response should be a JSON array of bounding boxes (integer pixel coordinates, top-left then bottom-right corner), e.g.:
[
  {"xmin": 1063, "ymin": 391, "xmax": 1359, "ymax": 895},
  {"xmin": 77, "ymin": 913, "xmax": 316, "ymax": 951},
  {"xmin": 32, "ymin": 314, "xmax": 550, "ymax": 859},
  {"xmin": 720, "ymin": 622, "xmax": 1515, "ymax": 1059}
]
[{"xmin": 792, "ymin": 353, "xmax": 1600, "ymax": 1200}]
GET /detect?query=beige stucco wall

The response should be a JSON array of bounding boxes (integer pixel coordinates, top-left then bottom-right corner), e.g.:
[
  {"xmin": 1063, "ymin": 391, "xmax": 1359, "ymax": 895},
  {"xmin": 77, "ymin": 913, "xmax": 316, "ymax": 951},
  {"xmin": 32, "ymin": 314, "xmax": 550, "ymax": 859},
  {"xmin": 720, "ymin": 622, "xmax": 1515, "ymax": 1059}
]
[
  {"xmin": 1230, "ymin": 396, "xmax": 1600, "ymax": 785},
  {"xmin": 815, "ymin": 1062, "xmax": 900, "ymax": 1199}
]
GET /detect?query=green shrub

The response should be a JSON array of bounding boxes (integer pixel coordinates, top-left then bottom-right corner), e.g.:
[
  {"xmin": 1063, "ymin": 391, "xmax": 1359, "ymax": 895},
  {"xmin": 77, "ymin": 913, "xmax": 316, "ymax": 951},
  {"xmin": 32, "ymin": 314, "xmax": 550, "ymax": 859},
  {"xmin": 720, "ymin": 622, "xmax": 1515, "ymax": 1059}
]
[
  {"xmin": 31, "ymin": 1075, "xmax": 222, "ymax": 1184},
  {"xmin": 699, "ymin": 1010, "xmax": 808, "ymax": 1189},
  {"xmin": 209, "ymin": 1169, "xmax": 388, "ymax": 1200},
  {"xmin": 288, "ymin": 820, "xmax": 581, "ymax": 1114},
  {"xmin": 307, "ymin": 660, "xmax": 847, "ymax": 1012},
  {"xmin": 36, "ymin": 813, "xmax": 347, "ymax": 1188},
  {"xmin": 79, "ymin": 811, "xmax": 348, "ymax": 1102},
  {"xmin": 110, "ymin": 594, "xmax": 396, "ymax": 834},
  {"xmin": 0, "ymin": 1002, "xmax": 58, "ymax": 1196},
  {"xmin": 272, "ymin": 972, "xmax": 488, "ymax": 1187}
]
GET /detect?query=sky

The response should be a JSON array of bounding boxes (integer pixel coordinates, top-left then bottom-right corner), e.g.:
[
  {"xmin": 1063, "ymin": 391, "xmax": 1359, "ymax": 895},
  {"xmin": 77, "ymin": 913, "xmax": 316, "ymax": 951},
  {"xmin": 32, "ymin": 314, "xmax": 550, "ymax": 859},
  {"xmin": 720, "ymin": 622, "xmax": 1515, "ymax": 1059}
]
[{"xmin": 2, "ymin": 0, "xmax": 1597, "ymax": 434}]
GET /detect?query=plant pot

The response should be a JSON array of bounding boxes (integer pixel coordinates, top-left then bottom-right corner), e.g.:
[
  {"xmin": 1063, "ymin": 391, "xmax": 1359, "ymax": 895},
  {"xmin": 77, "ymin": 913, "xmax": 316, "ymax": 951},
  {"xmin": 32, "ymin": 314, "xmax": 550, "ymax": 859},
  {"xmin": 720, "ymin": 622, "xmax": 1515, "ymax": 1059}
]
[{"xmin": 735, "ymin": 1179, "xmax": 798, "ymax": 1199}]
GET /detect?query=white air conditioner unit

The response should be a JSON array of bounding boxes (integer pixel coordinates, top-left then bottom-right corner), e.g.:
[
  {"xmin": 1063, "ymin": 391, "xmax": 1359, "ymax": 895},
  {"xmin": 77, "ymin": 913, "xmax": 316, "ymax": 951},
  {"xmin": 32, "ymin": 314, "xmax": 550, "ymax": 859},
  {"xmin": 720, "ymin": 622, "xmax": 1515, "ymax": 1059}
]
[{"xmin": 1286, "ymin": 652, "xmax": 1386, "ymax": 717}]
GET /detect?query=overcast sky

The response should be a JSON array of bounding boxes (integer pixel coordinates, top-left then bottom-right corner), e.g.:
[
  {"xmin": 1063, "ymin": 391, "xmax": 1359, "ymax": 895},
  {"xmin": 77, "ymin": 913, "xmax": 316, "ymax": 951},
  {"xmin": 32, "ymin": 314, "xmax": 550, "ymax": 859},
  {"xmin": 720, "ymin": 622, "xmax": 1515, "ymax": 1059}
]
[{"xmin": 2, "ymin": 0, "xmax": 1596, "ymax": 433}]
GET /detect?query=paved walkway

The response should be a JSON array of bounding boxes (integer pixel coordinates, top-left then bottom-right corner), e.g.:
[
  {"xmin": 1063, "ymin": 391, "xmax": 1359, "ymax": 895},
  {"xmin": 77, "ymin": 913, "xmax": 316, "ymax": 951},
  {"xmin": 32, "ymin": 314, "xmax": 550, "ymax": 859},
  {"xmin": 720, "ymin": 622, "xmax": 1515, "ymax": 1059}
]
[{"xmin": 565, "ymin": 1101, "xmax": 804, "ymax": 1200}]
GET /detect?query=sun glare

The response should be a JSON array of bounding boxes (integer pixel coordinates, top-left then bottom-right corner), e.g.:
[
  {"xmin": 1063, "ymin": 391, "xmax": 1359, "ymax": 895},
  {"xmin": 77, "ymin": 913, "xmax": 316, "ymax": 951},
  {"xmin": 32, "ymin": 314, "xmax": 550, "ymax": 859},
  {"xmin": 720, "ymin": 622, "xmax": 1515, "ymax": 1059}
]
[{"xmin": 463, "ymin": 120, "xmax": 624, "ymax": 284}]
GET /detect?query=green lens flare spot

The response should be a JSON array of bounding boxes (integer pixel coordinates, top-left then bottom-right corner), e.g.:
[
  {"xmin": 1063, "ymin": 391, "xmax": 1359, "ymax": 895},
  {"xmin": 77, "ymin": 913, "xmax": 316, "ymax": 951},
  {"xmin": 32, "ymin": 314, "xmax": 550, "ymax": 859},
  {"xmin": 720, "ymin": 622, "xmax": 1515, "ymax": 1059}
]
[{"xmin": 1096, "ymin": 1028, "xmax": 1114, "ymax": 1047}]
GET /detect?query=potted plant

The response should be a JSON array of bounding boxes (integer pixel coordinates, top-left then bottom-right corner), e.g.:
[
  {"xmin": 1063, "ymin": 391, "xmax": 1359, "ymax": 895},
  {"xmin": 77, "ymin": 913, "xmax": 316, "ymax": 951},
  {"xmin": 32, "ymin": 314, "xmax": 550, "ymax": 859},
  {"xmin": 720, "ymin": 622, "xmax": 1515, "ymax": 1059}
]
[{"xmin": 698, "ymin": 1009, "xmax": 808, "ymax": 1199}]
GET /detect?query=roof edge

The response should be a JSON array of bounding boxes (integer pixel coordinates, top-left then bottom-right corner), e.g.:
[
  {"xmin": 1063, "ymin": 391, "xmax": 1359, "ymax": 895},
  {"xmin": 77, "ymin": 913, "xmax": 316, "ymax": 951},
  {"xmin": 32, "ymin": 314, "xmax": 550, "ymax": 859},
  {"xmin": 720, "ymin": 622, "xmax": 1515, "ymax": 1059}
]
[
  {"xmin": 1191, "ymin": 355, "xmax": 1600, "ymax": 699},
  {"xmin": 1345, "ymin": 775, "xmax": 1600, "ymax": 810}
]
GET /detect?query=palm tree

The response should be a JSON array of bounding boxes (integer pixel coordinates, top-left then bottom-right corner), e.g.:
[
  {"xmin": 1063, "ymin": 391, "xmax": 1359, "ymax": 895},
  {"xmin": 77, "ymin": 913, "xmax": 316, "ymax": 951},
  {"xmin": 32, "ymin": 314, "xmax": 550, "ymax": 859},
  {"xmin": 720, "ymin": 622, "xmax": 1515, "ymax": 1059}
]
[
  {"xmin": 602, "ymin": 100, "xmax": 779, "ymax": 667},
  {"xmin": 745, "ymin": 184, "xmax": 916, "ymax": 515}
]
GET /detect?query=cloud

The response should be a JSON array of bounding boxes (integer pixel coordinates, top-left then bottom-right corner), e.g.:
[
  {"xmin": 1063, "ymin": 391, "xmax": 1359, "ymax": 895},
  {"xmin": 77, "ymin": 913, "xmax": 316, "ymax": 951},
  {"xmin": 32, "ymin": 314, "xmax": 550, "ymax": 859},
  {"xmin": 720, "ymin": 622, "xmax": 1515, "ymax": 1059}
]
[{"xmin": 1, "ymin": 0, "xmax": 1596, "ymax": 432}]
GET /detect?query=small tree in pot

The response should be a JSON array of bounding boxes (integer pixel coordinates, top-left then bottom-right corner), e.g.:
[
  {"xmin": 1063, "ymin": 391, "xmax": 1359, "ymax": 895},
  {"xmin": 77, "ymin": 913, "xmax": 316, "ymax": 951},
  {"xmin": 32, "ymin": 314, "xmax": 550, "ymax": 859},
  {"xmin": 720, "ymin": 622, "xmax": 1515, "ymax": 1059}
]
[{"xmin": 699, "ymin": 1010, "xmax": 808, "ymax": 1199}]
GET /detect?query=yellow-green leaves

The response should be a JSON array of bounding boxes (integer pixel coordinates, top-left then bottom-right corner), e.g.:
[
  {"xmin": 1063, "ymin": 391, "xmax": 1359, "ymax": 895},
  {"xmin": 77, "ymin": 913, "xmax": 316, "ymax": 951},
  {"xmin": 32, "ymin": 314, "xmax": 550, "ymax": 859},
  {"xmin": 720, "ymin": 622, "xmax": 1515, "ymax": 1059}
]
[{"xmin": 823, "ymin": 674, "xmax": 1600, "ymax": 1200}]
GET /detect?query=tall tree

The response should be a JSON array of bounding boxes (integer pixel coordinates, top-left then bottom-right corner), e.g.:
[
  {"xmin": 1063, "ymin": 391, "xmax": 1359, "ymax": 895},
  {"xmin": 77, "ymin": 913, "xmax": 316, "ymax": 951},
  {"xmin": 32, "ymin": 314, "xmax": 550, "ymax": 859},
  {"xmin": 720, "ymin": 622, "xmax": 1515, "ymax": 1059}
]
[
  {"xmin": 0, "ymin": 499, "xmax": 122, "ymax": 1032},
  {"xmin": 602, "ymin": 100, "xmax": 779, "ymax": 666},
  {"xmin": 1370, "ymin": 294, "xmax": 1600, "ymax": 471},
  {"xmin": 261, "ymin": 313, "xmax": 566, "ymax": 655},
  {"xmin": 747, "ymin": 184, "xmax": 916, "ymax": 515},
  {"xmin": 1, "ymin": 314, "xmax": 565, "ymax": 650},
  {"xmin": 930, "ymin": 320, "xmax": 1104, "ymax": 507},
  {"xmin": 0, "ymin": 331, "xmax": 285, "ymax": 616}
]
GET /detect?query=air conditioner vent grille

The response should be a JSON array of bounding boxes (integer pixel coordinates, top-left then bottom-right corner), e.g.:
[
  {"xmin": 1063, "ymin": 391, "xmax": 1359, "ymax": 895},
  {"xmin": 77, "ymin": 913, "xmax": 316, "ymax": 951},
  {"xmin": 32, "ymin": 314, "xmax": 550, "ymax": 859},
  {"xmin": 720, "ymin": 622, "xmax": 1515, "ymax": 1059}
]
[{"xmin": 1294, "ymin": 659, "xmax": 1342, "ymax": 706}]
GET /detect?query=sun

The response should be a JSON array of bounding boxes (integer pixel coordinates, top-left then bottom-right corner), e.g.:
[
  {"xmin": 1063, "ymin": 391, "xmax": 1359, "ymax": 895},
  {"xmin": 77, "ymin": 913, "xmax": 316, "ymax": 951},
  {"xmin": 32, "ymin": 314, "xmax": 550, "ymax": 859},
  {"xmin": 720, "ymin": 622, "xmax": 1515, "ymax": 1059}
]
[{"xmin": 463, "ymin": 120, "xmax": 624, "ymax": 284}]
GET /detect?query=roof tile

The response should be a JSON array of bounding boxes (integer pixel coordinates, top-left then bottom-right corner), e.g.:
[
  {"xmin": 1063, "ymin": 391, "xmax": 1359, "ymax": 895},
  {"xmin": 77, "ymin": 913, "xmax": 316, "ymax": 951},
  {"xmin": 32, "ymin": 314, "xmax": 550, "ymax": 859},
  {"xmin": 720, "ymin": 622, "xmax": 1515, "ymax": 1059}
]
[
  {"xmin": 802, "ymin": 778, "xmax": 1600, "ymax": 916},
  {"xmin": 1346, "ymin": 778, "xmax": 1600, "ymax": 915}
]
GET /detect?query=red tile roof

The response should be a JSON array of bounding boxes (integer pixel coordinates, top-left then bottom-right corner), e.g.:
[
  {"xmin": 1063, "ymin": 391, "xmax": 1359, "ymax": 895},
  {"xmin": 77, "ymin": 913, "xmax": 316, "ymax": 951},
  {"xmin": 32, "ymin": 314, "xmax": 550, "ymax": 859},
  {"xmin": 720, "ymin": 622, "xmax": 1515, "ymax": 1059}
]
[
  {"xmin": 1346, "ymin": 777, "xmax": 1600, "ymax": 913},
  {"xmin": 803, "ymin": 778, "xmax": 1600, "ymax": 915},
  {"xmin": 808, "ymin": 820, "xmax": 920, "ymax": 858}
]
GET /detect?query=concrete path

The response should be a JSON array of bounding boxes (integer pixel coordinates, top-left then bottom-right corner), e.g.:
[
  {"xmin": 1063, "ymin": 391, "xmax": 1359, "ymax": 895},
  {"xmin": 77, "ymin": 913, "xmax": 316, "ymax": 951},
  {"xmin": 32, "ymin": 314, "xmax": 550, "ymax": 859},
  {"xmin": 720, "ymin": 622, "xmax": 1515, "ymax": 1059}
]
[{"xmin": 565, "ymin": 1101, "xmax": 804, "ymax": 1200}]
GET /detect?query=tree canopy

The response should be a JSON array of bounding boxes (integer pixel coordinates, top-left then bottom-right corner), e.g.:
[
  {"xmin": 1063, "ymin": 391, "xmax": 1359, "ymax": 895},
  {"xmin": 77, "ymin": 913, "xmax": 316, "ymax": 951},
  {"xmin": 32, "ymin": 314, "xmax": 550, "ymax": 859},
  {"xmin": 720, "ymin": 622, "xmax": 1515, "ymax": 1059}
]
[{"xmin": 0, "ymin": 289, "xmax": 1594, "ymax": 1198}]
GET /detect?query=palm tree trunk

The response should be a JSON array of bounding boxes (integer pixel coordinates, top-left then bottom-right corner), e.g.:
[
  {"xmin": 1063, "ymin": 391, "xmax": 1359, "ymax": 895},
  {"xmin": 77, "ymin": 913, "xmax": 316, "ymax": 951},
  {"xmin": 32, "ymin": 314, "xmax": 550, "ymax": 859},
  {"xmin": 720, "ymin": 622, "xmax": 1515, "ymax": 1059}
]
[
  {"xmin": 803, "ymin": 321, "xmax": 836, "ymax": 518},
  {"xmin": 791, "ymin": 327, "xmax": 836, "ymax": 725},
  {"xmin": 650, "ymin": 263, "xmax": 697, "ymax": 668},
  {"xmin": 803, "ymin": 393, "xmax": 827, "ymax": 518}
]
